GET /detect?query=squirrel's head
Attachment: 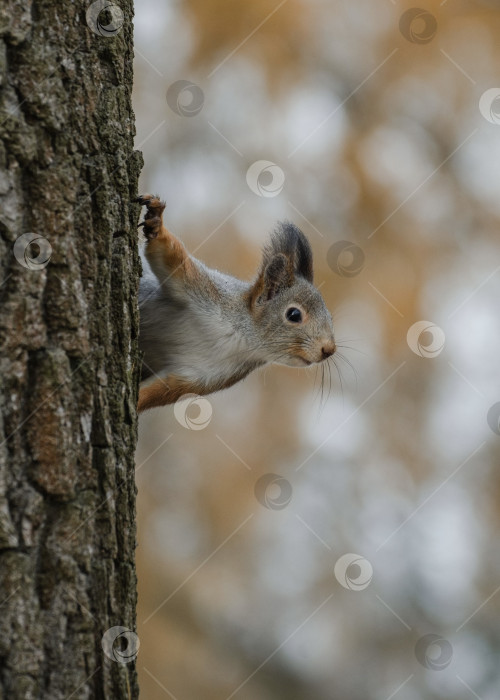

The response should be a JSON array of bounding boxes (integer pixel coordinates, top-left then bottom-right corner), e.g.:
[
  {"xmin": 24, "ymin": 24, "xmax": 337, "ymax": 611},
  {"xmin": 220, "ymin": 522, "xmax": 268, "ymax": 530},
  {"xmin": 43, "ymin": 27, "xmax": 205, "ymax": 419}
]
[{"xmin": 248, "ymin": 221, "xmax": 336, "ymax": 367}]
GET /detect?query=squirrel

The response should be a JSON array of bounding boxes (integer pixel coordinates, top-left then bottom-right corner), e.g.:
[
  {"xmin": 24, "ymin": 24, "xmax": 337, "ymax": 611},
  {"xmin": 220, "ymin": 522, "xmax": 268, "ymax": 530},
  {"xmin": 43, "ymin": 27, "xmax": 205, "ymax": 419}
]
[{"xmin": 135, "ymin": 195, "xmax": 336, "ymax": 412}]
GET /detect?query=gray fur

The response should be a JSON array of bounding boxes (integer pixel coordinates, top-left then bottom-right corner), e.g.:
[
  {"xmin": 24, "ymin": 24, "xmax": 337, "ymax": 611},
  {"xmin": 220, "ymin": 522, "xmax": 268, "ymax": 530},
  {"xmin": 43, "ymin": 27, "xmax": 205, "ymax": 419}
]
[{"xmin": 139, "ymin": 222, "xmax": 335, "ymax": 389}]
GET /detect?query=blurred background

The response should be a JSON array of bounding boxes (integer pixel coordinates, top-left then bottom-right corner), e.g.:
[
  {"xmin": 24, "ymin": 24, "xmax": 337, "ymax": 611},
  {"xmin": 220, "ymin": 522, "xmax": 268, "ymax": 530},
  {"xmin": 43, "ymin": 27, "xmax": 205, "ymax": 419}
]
[{"xmin": 132, "ymin": 0, "xmax": 500, "ymax": 698}]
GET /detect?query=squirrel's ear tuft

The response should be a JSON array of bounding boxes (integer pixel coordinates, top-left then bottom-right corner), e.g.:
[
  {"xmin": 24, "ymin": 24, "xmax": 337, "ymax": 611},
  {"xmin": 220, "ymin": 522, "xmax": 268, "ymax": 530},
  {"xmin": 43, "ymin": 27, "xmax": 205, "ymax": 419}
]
[
  {"xmin": 248, "ymin": 222, "xmax": 313, "ymax": 310},
  {"xmin": 269, "ymin": 221, "xmax": 313, "ymax": 283},
  {"xmin": 249, "ymin": 253, "xmax": 294, "ymax": 308}
]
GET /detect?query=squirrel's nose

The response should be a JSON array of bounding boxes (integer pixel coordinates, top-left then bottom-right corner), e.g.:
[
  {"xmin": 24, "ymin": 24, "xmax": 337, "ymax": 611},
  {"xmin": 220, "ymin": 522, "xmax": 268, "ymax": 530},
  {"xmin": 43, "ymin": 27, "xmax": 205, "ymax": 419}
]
[{"xmin": 321, "ymin": 342, "xmax": 336, "ymax": 360}]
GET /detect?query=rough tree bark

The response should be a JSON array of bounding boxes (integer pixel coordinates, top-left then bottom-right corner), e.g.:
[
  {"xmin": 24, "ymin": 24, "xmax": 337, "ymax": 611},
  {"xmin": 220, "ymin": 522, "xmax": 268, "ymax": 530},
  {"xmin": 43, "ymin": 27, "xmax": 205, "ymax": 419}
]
[{"xmin": 0, "ymin": 2, "xmax": 142, "ymax": 698}]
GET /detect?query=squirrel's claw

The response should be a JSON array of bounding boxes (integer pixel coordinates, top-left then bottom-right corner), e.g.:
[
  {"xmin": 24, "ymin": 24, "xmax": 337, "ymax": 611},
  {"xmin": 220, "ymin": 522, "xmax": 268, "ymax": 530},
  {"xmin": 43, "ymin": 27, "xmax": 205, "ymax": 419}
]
[
  {"xmin": 135, "ymin": 193, "xmax": 165, "ymax": 207},
  {"xmin": 136, "ymin": 194, "xmax": 166, "ymax": 239},
  {"xmin": 138, "ymin": 216, "xmax": 162, "ymax": 239}
]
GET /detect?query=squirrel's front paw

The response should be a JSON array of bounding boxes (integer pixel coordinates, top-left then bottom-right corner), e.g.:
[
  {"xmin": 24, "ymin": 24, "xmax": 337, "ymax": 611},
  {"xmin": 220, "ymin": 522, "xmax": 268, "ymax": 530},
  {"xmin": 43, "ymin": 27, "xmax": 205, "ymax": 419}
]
[{"xmin": 135, "ymin": 194, "xmax": 166, "ymax": 240}]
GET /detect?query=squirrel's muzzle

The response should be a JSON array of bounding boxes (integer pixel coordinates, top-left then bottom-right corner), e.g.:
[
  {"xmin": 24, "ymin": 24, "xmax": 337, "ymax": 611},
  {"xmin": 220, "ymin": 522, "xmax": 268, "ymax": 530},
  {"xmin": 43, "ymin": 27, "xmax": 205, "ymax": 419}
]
[{"xmin": 321, "ymin": 341, "xmax": 336, "ymax": 360}]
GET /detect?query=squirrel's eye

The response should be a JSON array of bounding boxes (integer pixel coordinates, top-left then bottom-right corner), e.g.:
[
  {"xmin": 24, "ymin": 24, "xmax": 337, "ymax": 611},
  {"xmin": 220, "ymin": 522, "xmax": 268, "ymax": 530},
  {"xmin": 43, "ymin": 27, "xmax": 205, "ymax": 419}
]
[{"xmin": 286, "ymin": 307, "xmax": 302, "ymax": 323}]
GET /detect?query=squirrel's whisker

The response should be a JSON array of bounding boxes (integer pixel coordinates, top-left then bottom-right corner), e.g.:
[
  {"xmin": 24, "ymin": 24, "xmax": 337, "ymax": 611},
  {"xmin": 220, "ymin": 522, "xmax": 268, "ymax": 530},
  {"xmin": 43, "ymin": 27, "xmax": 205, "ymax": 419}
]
[
  {"xmin": 331, "ymin": 357, "xmax": 344, "ymax": 407},
  {"xmin": 327, "ymin": 357, "xmax": 333, "ymax": 405},
  {"xmin": 335, "ymin": 341, "xmax": 367, "ymax": 357},
  {"xmin": 335, "ymin": 351, "xmax": 358, "ymax": 379}
]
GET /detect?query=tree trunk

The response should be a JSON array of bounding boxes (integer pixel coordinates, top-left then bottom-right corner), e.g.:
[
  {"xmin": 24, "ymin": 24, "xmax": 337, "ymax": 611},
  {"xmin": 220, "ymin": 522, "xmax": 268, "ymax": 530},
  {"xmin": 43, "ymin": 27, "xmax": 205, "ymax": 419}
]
[{"xmin": 0, "ymin": 2, "xmax": 142, "ymax": 698}]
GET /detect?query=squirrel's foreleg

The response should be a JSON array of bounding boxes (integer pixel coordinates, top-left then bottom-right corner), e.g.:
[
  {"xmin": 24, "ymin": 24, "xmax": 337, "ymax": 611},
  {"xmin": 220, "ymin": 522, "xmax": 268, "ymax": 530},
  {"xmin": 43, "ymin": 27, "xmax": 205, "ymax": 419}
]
[
  {"xmin": 136, "ymin": 195, "xmax": 216, "ymax": 413},
  {"xmin": 136, "ymin": 194, "xmax": 198, "ymax": 283}
]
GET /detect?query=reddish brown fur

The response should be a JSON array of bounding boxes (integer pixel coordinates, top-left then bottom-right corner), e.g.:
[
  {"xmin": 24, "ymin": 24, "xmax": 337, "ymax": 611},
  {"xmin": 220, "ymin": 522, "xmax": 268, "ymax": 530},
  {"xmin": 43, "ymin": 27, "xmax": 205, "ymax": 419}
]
[
  {"xmin": 138, "ymin": 376, "xmax": 205, "ymax": 412},
  {"xmin": 138, "ymin": 366, "xmax": 254, "ymax": 412},
  {"xmin": 138, "ymin": 194, "xmax": 199, "ymax": 281}
]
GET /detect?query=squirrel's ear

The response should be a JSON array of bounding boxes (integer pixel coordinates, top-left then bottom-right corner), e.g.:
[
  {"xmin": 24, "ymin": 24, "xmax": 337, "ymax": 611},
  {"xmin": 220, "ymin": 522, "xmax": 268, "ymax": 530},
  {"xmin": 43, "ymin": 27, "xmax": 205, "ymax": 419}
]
[
  {"xmin": 249, "ymin": 253, "xmax": 294, "ymax": 308},
  {"xmin": 270, "ymin": 222, "xmax": 313, "ymax": 283}
]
